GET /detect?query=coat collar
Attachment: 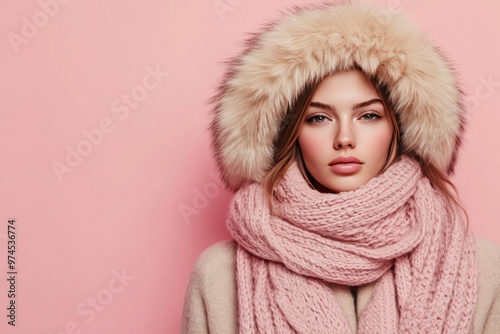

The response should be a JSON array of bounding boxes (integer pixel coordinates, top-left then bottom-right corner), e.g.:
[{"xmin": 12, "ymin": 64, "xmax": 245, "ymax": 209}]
[{"xmin": 330, "ymin": 280, "xmax": 378, "ymax": 333}]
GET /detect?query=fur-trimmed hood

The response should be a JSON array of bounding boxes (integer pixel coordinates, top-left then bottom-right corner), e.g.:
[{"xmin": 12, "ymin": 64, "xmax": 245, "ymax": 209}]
[{"xmin": 209, "ymin": 2, "xmax": 466, "ymax": 192}]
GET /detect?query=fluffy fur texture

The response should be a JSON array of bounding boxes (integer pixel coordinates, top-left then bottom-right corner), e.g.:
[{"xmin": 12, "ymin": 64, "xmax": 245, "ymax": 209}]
[
  {"xmin": 227, "ymin": 156, "xmax": 477, "ymax": 333},
  {"xmin": 209, "ymin": 2, "xmax": 466, "ymax": 192}
]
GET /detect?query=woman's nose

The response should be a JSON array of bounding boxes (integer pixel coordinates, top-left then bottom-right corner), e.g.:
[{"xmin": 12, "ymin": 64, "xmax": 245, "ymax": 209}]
[{"xmin": 333, "ymin": 121, "xmax": 356, "ymax": 149}]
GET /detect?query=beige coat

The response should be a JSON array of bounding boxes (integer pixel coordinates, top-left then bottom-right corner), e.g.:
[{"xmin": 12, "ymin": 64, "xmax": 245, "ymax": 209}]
[{"xmin": 181, "ymin": 237, "xmax": 500, "ymax": 333}]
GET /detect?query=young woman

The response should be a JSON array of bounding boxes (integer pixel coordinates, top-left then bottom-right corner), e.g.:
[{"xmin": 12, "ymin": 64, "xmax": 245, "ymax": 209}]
[{"xmin": 181, "ymin": 3, "xmax": 500, "ymax": 333}]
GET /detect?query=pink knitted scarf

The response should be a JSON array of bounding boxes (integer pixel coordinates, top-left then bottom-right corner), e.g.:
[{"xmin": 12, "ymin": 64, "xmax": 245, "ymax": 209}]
[{"xmin": 226, "ymin": 156, "xmax": 477, "ymax": 333}]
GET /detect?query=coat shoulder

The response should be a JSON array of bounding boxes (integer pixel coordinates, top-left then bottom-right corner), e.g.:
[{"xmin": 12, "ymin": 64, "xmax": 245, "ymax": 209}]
[
  {"xmin": 474, "ymin": 236, "xmax": 500, "ymax": 296},
  {"xmin": 181, "ymin": 239, "xmax": 239, "ymax": 334},
  {"xmin": 192, "ymin": 239, "xmax": 237, "ymax": 279},
  {"xmin": 473, "ymin": 237, "xmax": 500, "ymax": 334},
  {"xmin": 475, "ymin": 236, "xmax": 500, "ymax": 271}
]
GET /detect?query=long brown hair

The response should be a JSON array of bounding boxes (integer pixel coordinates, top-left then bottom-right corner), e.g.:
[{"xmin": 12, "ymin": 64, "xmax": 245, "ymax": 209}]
[{"xmin": 262, "ymin": 69, "xmax": 469, "ymax": 228}]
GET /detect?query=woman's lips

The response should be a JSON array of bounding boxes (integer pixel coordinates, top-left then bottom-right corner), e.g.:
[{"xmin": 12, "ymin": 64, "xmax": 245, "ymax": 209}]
[
  {"xmin": 328, "ymin": 156, "xmax": 363, "ymax": 174},
  {"xmin": 329, "ymin": 163, "xmax": 362, "ymax": 174}
]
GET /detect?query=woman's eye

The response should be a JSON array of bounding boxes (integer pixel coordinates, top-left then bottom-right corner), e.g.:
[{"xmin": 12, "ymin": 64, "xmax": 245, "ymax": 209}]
[
  {"xmin": 360, "ymin": 113, "xmax": 381, "ymax": 121},
  {"xmin": 306, "ymin": 115, "xmax": 328, "ymax": 124}
]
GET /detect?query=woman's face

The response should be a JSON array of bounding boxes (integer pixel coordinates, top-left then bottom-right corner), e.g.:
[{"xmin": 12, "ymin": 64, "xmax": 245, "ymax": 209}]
[{"xmin": 297, "ymin": 70, "xmax": 394, "ymax": 193}]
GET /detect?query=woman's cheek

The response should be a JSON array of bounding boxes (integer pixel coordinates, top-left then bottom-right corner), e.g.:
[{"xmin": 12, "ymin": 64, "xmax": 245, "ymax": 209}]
[
  {"xmin": 365, "ymin": 125, "xmax": 393, "ymax": 159},
  {"xmin": 298, "ymin": 129, "xmax": 329, "ymax": 160}
]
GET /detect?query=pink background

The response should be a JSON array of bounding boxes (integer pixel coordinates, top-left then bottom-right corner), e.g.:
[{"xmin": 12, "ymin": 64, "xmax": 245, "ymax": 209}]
[{"xmin": 1, "ymin": 0, "xmax": 499, "ymax": 333}]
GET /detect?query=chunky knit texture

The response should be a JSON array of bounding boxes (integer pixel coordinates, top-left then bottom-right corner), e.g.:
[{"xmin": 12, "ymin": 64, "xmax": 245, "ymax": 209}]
[{"xmin": 226, "ymin": 156, "xmax": 478, "ymax": 333}]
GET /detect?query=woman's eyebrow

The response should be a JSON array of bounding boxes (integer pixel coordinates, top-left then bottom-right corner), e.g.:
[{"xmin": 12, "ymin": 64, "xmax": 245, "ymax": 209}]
[
  {"xmin": 309, "ymin": 98, "xmax": 383, "ymax": 111},
  {"xmin": 309, "ymin": 101, "xmax": 335, "ymax": 110},
  {"xmin": 352, "ymin": 98, "xmax": 383, "ymax": 109}
]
